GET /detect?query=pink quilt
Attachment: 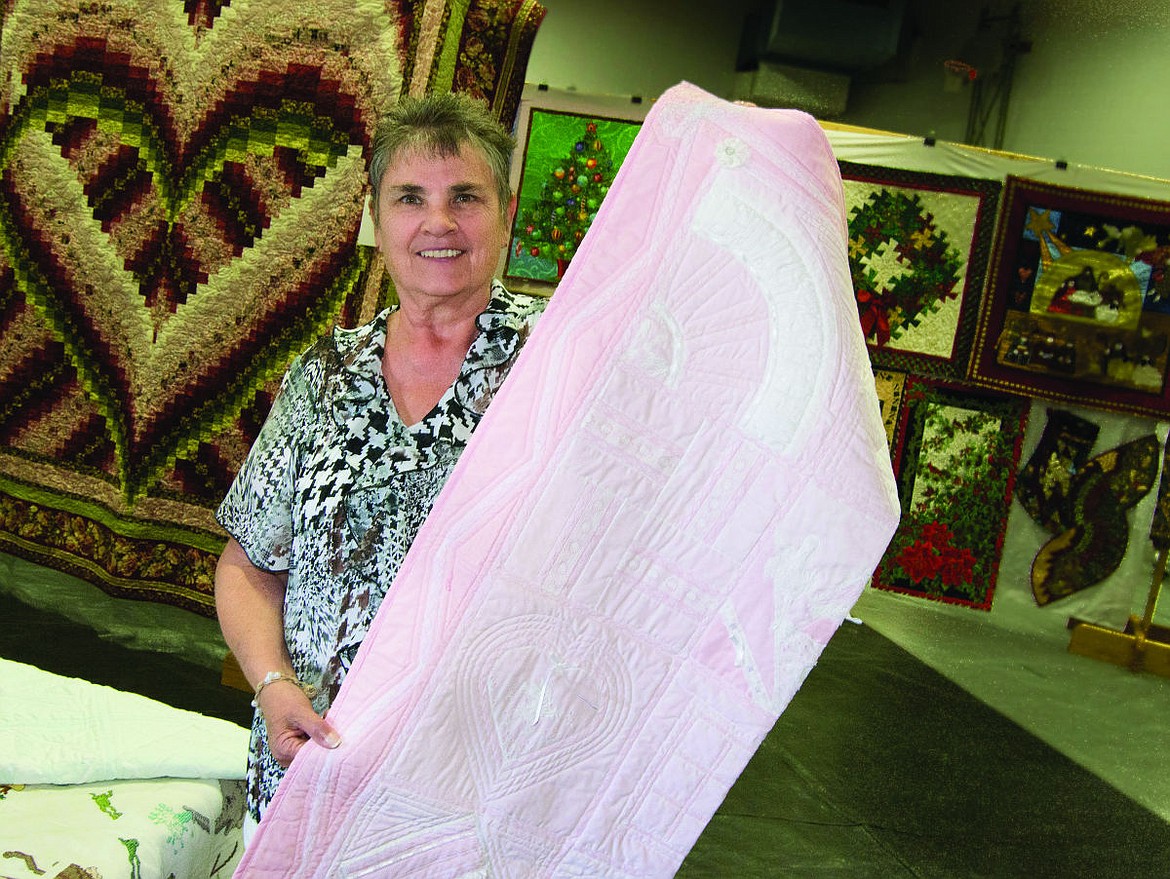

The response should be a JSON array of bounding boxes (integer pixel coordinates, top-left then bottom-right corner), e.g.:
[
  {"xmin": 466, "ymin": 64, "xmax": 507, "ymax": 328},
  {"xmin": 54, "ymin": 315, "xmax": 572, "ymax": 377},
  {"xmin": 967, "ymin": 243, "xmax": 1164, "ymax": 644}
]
[{"xmin": 237, "ymin": 82, "xmax": 900, "ymax": 877}]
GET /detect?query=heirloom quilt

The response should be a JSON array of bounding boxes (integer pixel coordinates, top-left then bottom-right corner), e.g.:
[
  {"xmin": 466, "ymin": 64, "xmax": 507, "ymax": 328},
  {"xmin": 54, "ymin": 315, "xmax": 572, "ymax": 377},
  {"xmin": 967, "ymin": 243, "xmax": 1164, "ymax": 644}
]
[
  {"xmin": 239, "ymin": 83, "xmax": 900, "ymax": 877},
  {"xmin": 0, "ymin": 0, "xmax": 544, "ymax": 612}
]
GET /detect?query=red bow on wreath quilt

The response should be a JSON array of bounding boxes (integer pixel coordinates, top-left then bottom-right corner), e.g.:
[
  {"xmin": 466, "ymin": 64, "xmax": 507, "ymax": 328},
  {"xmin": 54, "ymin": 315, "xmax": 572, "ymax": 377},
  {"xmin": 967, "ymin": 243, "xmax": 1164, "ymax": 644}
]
[{"xmin": 855, "ymin": 288, "xmax": 892, "ymax": 346}]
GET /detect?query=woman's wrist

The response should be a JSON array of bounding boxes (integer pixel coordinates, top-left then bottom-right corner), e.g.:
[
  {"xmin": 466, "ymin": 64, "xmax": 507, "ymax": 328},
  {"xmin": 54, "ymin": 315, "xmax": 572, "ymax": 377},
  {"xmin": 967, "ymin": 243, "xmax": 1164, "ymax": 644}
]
[{"xmin": 251, "ymin": 670, "xmax": 319, "ymax": 709}]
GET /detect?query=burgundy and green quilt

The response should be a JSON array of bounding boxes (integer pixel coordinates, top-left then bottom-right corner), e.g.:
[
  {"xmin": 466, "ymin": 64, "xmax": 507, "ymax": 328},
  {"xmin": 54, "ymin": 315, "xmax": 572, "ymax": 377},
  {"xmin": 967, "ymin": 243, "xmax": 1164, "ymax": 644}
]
[{"xmin": 0, "ymin": 0, "xmax": 544, "ymax": 613}]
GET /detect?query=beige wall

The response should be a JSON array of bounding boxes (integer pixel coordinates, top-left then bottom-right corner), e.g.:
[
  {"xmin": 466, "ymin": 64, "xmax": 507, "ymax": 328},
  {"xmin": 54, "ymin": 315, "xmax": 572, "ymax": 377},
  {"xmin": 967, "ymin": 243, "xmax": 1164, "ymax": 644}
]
[
  {"xmin": 525, "ymin": 0, "xmax": 755, "ymax": 102},
  {"xmin": 1004, "ymin": 0, "xmax": 1170, "ymax": 179}
]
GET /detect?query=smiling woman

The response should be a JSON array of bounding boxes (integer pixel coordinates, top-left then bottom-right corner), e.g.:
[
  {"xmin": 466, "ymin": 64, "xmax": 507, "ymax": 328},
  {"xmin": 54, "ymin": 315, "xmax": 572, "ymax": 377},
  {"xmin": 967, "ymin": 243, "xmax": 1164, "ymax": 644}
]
[
  {"xmin": 212, "ymin": 93, "xmax": 547, "ymax": 841},
  {"xmin": 374, "ymin": 148, "xmax": 516, "ymax": 321},
  {"xmin": 374, "ymin": 146, "xmax": 520, "ymax": 423}
]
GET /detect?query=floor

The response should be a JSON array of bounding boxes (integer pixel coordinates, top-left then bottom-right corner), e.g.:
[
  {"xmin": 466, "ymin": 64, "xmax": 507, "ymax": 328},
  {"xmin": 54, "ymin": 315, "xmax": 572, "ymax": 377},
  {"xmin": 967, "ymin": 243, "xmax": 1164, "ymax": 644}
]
[
  {"xmin": 682, "ymin": 607, "xmax": 1170, "ymax": 878},
  {"xmin": 853, "ymin": 585, "xmax": 1170, "ymax": 825}
]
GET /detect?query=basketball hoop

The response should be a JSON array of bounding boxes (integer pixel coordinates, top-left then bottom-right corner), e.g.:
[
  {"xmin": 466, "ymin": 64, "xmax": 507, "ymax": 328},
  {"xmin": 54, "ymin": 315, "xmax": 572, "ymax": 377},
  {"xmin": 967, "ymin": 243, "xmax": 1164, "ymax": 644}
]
[{"xmin": 944, "ymin": 59, "xmax": 979, "ymax": 81}]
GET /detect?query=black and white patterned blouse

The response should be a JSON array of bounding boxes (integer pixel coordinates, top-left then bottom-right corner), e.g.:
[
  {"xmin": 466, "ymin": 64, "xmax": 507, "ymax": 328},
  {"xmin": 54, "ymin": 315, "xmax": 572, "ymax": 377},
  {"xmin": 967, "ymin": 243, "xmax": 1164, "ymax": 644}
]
[{"xmin": 217, "ymin": 281, "xmax": 546, "ymax": 824}]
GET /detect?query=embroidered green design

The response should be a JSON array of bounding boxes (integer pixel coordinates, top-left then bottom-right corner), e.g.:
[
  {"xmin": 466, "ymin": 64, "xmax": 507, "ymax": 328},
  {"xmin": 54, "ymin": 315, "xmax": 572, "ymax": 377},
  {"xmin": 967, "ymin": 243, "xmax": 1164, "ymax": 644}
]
[
  {"xmin": 149, "ymin": 803, "xmax": 195, "ymax": 848},
  {"xmin": 91, "ymin": 789, "xmax": 123, "ymax": 820},
  {"xmin": 119, "ymin": 837, "xmax": 142, "ymax": 879}
]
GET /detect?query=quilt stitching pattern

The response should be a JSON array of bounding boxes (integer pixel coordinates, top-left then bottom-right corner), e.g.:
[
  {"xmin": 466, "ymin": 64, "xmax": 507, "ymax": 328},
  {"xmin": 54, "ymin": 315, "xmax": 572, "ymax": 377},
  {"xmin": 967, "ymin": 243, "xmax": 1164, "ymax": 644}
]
[
  {"xmin": 0, "ymin": 0, "xmax": 545, "ymax": 612},
  {"xmin": 239, "ymin": 84, "xmax": 900, "ymax": 876}
]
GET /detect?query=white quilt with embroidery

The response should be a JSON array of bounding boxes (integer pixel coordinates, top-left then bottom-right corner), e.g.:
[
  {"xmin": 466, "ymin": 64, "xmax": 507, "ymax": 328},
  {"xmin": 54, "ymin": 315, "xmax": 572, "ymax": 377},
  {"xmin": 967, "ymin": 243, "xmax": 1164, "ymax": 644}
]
[
  {"xmin": 238, "ymin": 82, "xmax": 900, "ymax": 877},
  {"xmin": 0, "ymin": 658, "xmax": 249, "ymax": 784},
  {"xmin": 0, "ymin": 658, "xmax": 248, "ymax": 878}
]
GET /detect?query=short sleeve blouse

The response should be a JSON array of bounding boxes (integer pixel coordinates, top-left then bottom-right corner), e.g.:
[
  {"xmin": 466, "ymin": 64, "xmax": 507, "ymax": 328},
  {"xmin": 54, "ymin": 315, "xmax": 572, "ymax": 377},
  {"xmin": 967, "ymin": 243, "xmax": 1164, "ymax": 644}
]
[{"xmin": 216, "ymin": 281, "xmax": 545, "ymax": 821}]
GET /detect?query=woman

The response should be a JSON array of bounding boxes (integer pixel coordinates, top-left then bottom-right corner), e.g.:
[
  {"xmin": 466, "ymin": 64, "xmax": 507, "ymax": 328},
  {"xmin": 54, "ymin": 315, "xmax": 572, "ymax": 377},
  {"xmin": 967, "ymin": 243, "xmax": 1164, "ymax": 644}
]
[{"xmin": 214, "ymin": 93, "xmax": 546, "ymax": 837}]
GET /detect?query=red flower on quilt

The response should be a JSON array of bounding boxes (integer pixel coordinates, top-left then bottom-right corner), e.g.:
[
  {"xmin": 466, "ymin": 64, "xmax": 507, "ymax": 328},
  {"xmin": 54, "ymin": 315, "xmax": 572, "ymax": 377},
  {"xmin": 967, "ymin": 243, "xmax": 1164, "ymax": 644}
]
[
  {"xmin": 893, "ymin": 540, "xmax": 939, "ymax": 583},
  {"xmin": 937, "ymin": 546, "xmax": 976, "ymax": 587},
  {"xmin": 919, "ymin": 521, "xmax": 955, "ymax": 548},
  {"xmin": 891, "ymin": 523, "xmax": 975, "ymax": 587}
]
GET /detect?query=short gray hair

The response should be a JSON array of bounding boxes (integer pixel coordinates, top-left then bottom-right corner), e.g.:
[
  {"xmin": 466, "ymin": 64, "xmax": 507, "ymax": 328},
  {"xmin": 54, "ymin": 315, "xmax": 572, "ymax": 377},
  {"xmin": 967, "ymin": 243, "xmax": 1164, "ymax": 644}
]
[{"xmin": 368, "ymin": 93, "xmax": 515, "ymax": 221}]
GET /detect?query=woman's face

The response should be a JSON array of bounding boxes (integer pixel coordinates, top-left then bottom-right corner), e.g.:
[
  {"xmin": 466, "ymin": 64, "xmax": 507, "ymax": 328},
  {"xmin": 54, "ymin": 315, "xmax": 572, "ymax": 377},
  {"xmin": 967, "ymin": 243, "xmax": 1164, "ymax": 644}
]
[{"xmin": 372, "ymin": 145, "xmax": 515, "ymax": 307}]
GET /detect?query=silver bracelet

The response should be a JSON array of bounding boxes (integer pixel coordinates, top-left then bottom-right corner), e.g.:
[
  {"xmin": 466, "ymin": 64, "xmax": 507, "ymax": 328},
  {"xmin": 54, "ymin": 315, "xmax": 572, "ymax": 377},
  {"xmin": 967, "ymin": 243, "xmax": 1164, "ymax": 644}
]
[{"xmin": 251, "ymin": 671, "xmax": 320, "ymax": 708}]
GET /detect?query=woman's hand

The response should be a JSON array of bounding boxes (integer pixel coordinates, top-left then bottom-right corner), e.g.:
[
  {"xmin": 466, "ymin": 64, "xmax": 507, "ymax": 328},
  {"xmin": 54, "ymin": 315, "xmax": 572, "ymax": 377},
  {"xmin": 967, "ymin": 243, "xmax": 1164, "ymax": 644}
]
[
  {"xmin": 256, "ymin": 680, "xmax": 342, "ymax": 767},
  {"xmin": 215, "ymin": 538, "xmax": 342, "ymax": 766}
]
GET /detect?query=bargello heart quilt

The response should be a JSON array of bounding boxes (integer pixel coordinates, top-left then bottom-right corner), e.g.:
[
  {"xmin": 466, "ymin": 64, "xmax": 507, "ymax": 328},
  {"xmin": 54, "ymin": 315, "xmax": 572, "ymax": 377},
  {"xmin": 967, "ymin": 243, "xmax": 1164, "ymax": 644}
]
[{"xmin": 0, "ymin": 0, "xmax": 544, "ymax": 613}]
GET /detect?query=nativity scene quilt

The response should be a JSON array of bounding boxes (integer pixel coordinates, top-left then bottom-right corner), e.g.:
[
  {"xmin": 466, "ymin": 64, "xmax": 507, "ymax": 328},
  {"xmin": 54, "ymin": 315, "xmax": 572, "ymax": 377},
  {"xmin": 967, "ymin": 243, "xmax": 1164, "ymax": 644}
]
[{"xmin": 970, "ymin": 175, "xmax": 1170, "ymax": 419}]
